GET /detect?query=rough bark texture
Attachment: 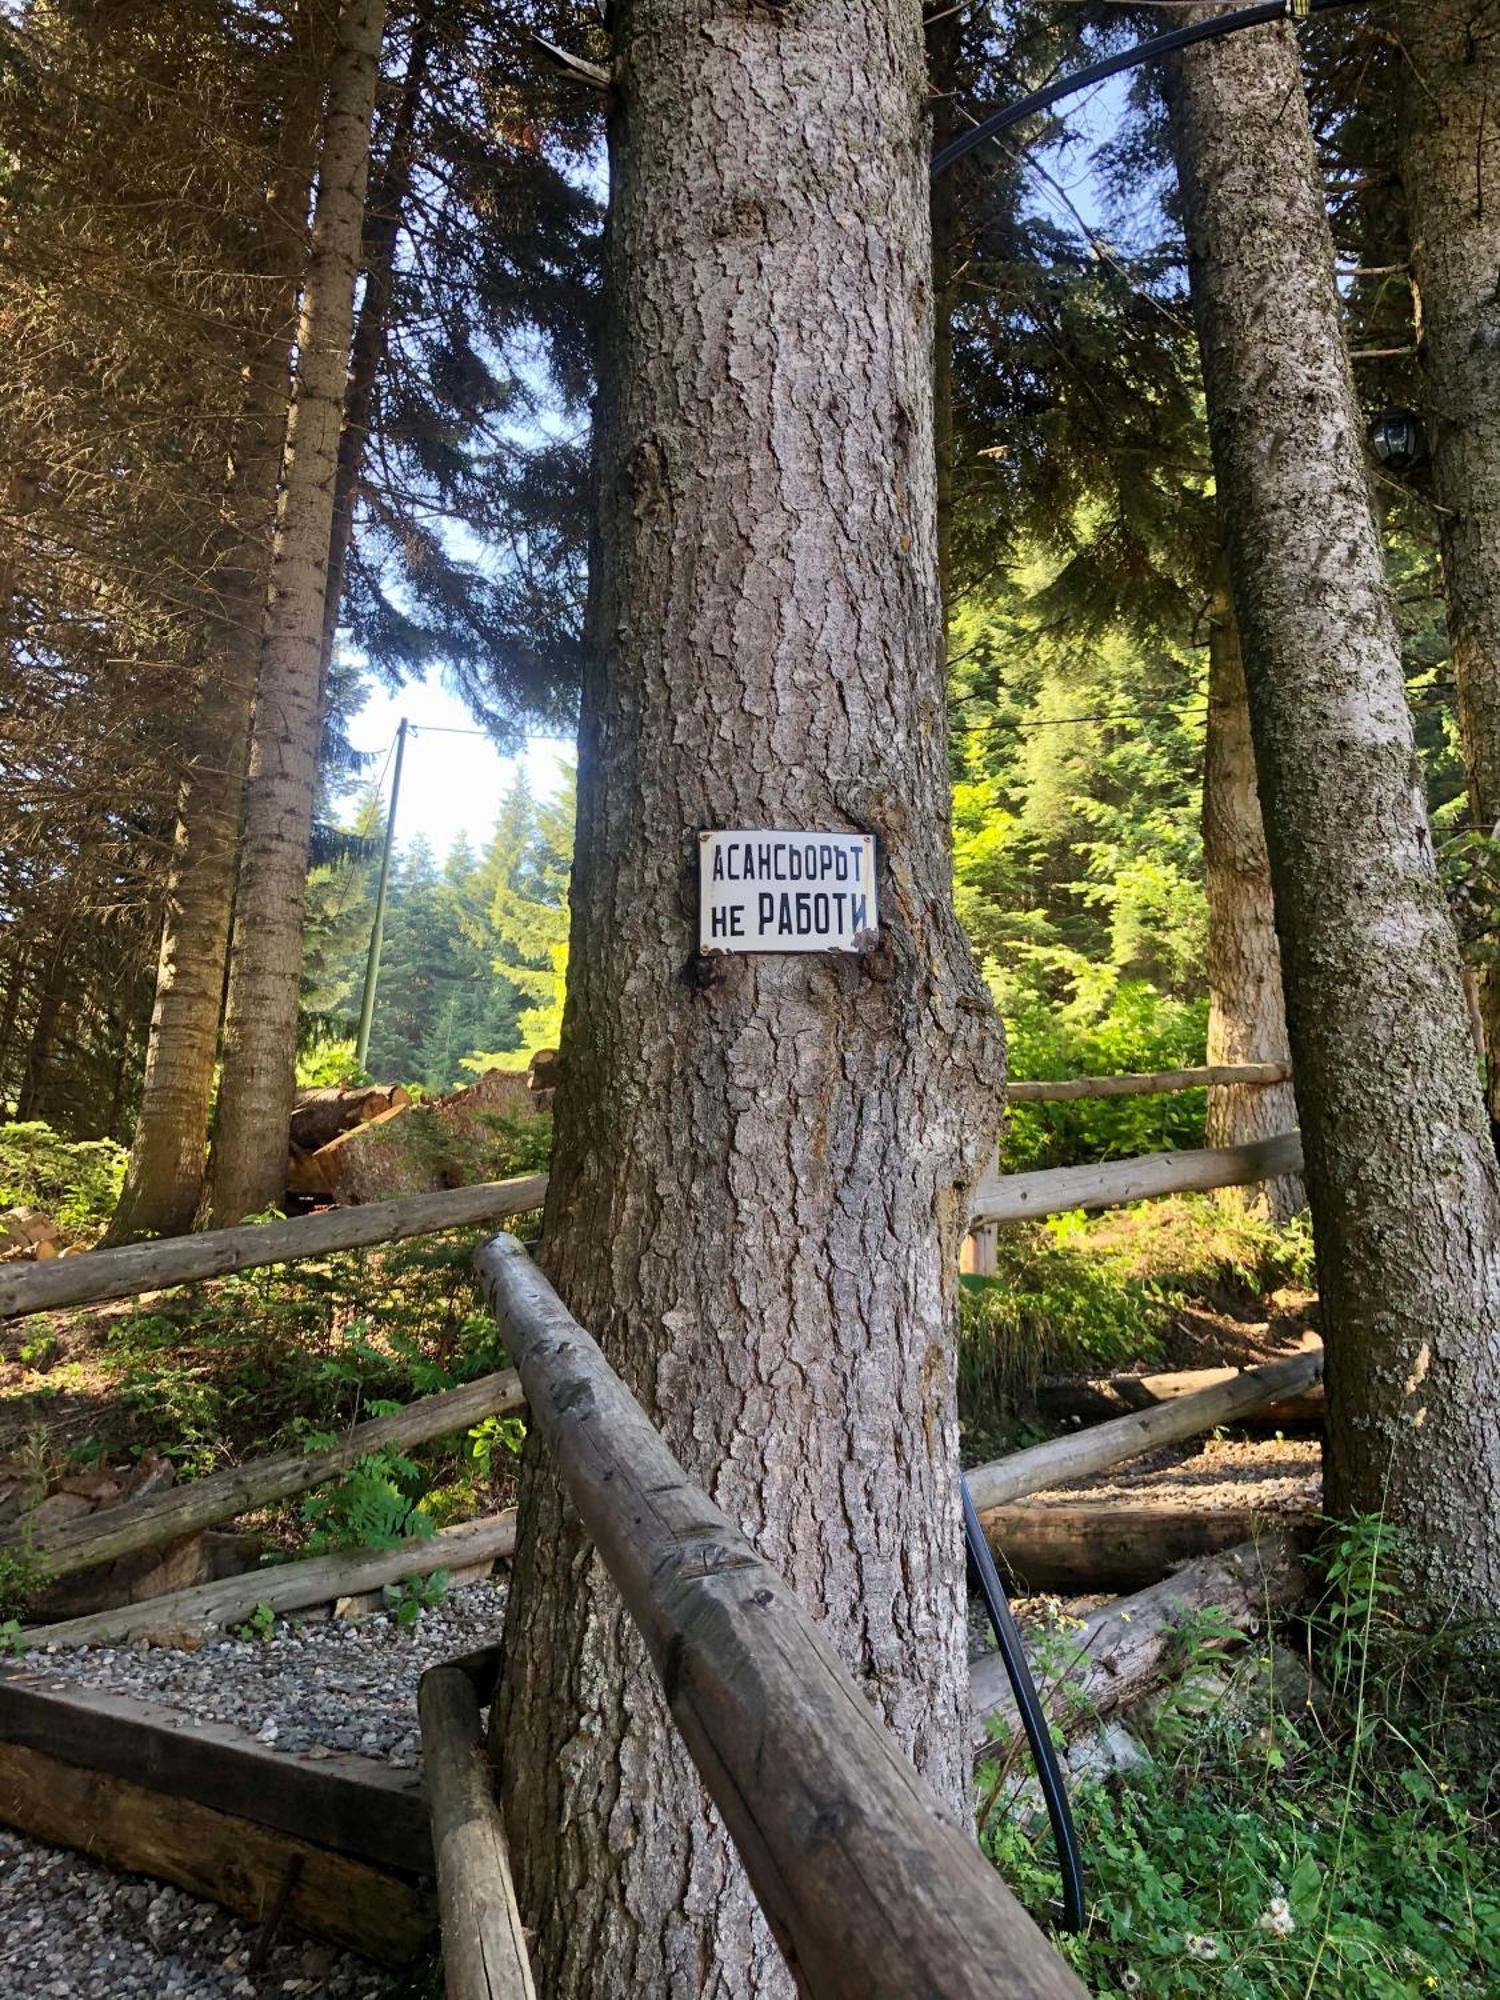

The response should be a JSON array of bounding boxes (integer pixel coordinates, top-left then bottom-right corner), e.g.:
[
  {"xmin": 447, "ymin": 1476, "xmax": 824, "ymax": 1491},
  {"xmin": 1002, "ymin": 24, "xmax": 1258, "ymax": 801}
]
[
  {"xmin": 493, "ymin": 6, "xmax": 1002, "ymax": 1995},
  {"xmin": 1168, "ymin": 14, "xmax": 1500, "ymax": 1606},
  {"xmin": 209, "ymin": 0, "xmax": 389, "ymax": 1225},
  {"xmin": 1398, "ymin": 1, "xmax": 1500, "ymax": 1125},
  {"xmin": 1203, "ymin": 575, "xmax": 1303, "ymax": 1223}
]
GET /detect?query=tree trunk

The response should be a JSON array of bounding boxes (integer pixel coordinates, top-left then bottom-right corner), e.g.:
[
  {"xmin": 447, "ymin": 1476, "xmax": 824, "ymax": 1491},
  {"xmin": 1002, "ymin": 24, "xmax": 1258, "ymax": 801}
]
[
  {"xmin": 1397, "ymin": 1, "xmax": 1500, "ymax": 1128},
  {"xmin": 318, "ymin": 9, "xmax": 432, "ymax": 691},
  {"xmin": 15, "ymin": 941, "xmax": 70, "ymax": 1121},
  {"xmin": 1167, "ymin": 12, "xmax": 1500, "ymax": 1607},
  {"xmin": 492, "ymin": 6, "xmax": 1002, "ymax": 1995},
  {"xmin": 208, "ymin": 0, "xmax": 390, "ymax": 1226},
  {"xmin": 1202, "ymin": 569, "xmax": 1303, "ymax": 1222},
  {"xmin": 109, "ymin": 17, "xmax": 324, "ymax": 1242}
]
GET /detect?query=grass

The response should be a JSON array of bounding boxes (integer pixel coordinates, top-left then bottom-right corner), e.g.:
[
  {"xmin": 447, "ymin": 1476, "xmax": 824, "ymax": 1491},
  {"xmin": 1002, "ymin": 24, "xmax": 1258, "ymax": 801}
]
[{"xmin": 981, "ymin": 1519, "xmax": 1500, "ymax": 1998}]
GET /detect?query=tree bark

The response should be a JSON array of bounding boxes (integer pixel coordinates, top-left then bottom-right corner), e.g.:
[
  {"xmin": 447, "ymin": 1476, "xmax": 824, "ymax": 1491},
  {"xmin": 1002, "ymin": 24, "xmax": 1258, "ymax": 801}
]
[
  {"xmin": 1398, "ymin": 1, "xmax": 1500, "ymax": 1128},
  {"xmin": 1203, "ymin": 571, "xmax": 1303, "ymax": 1222},
  {"xmin": 1167, "ymin": 12, "xmax": 1500, "ymax": 1607},
  {"xmin": 208, "ymin": 0, "xmax": 390, "ymax": 1226},
  {"xmin": 492, "ymin": 6, "xmax": 1002, "ymax": 1995}
]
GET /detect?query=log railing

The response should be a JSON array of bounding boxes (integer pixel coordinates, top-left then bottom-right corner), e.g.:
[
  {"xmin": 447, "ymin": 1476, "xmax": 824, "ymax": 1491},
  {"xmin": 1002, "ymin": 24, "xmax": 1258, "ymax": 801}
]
[
  {"xmin": 473, "ymin": 1232, "xmax": 1086, "ymax": 2000},
  {"xmin": 1003, "ymin": 1061, "xmax": 1289, "ymax": 1105},
  {"xmin": 970, "ymin": 1130, "xmax": 1303, "ymax": 1230}
]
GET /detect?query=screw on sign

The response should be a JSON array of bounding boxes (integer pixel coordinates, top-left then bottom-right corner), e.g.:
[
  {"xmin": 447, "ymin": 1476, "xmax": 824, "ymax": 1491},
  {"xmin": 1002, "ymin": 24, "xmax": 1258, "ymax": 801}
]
[{"xmin": 698, "ymin": 830, "xmax": 878, "ymax": 954}]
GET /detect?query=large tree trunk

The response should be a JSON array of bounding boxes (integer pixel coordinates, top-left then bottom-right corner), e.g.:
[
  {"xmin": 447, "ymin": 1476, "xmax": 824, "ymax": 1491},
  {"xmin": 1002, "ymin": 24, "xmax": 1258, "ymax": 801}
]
[
  {"xmin": 208, "ymin": 0, "xmax": 390, "ymax": 1226},
  {"xmin": 108, "ymin": 27, "xmax": 325, "ymax": 1244},
  {"xmin": 1397, "ymin": 1, "xmax": 1500, "ymax": 1128},
  {"xmin": 493, "ymin": 6, "xmax": 1002, "ymax": 1995},
  {"xmin": 1203, "ymin": 569, "xmax": 1302, "ymax": 1223},
  {"xmin": 1167, "ymin": 13, "xmax": 1500, "ymax": 1607}
]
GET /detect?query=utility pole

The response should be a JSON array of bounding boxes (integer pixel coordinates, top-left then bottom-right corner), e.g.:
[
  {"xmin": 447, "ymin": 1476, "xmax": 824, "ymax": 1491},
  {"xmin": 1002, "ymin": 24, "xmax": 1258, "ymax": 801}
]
[{"xmin": 354, "ymin": 716, "xmax": 407, "ymax": 1072}]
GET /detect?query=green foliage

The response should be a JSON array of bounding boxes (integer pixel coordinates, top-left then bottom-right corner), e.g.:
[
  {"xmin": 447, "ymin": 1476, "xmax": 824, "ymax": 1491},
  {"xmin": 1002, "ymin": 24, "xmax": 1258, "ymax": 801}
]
[
  {"xmin": 0, "ymin": 1547, "xmax": 48, "ymax": 1621},
  {"xmin": 233, "ymin": 1602, "xmax": 276, "ymax": 1644},
  {"xmin": 384, "ymin": 1569, "xmax": 449, "ymax": 1629},
  {"xmin": 295, "ymin": 1038, "xmax": 370, "ymax": 1090},
  {"xmin": 0, "ymin": 1121, "xmax": 125, "ymax": 1234},
  {"xmin": 302, "ymin": 1445, "xmax": 436, "ymax": 1554},
  {"xmin": 982, "ymin": 1520, "xmax": 1500, "ymax": 1998}
]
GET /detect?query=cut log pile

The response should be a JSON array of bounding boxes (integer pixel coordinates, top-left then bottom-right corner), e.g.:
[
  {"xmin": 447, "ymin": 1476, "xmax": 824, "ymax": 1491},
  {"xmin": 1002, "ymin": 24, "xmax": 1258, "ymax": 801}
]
[{"xmin": 288, "ymin": 1067, "xmax": 545, "ymax": 1204}]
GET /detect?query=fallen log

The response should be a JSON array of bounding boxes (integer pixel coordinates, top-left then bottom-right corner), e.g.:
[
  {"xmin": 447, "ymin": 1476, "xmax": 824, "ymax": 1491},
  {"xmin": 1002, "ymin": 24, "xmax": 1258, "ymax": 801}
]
[
  {"xmin": 1034, "ymin": 1360, "xmax": 1324, "ymax": 1429},
  {"xmin": 6, "ymin": 1365, "xmax": 524, "ymax": 1580},
  {"xmin": 474, "ymin": 1231, "xmax": 1085, "ymax": 2000},
  {"xmin": 20, "ymin": 1509, "xmax": 517, "ymax": 1650},
  {"xmin": 420, "ymin": 1664, "xmax": 536, "ymax": 2000},
  {"xmin": 970, "ymin": 1131, "xmax": 1304, "ymax": 1228},
  {"xmin": 0, "ymin": 1675, "xmax": 429, "ymax": 1877},
  {"xmin": 971, "ymin": 1534, "xmax": 1308, "ymax": 1757},
  {"xmin": 982, "ymin": 1501, "xmax": 1313, "ymax": 1595},
  {"xmin": 295, "ymin": 1069, "xmax": 542, "ymax": 1204},
  {"xmin": 289, "ymin": 1081, "xmax": 411, "ymax": 1155},
  {"xmin": 967, "ymin": 1348, "xmax": 1324, "ymax": 1513},
  {"xmin": 0, "ymin": 1172, "xmax": 549, "ymax": 1322},
  {"xmin": 0, "ymin": 1739, "xmax": 434, "ymax": 1962},
  {"xmin": 1004, "ymin": 1062, "xmax": 1290, "ymax": 1105}
]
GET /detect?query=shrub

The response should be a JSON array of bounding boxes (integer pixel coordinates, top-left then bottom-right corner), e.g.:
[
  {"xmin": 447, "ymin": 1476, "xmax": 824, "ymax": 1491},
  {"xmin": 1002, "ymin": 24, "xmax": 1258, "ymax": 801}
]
[{"xmin": 0, "ymin": 1120, "xmax": 126, "ymax": 1234}]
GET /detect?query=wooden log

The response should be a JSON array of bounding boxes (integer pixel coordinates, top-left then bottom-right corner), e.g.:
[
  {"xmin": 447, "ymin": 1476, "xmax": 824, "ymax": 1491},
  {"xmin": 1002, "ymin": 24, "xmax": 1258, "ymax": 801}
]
[
  {"xmin": 289, "ymin": 1081, "xmax": 410, "ymax": 1153},
  {"xmin": 970, "ymin": 1131, "xmax": 1303, "ymax": 1228},
  {"xmin": 420, "ymin": 1665, "xmax": 536, "ymax": 2000},
  {"xmin": 20, "ymin": 1509, "xmax": 517, "ymax": 1650},
  {"xmin": 1034, "ymin": 1360, "xmax": 1324, "ymax": 1430},
  {"xmin": 0, "ymin": 1739, "xmax": 435, "ymax": 1963},
  {"xmin": 1003, "ymin": 1062, "xmax": 1290, "ymax": 1105},
  {"xmin": 298, "ymin": 1069, "xmax": 542, "ymax": 1205},
  {"xmin": 474, "ymin": 1231, "xmax": 1085, "ymax": 2000},
  {"xmin": 981, "ymin": 1501, "xmax": 1312, "ymax": 1596},
  {"xmin": 971, "ymin": 1535, "xmax": 1308, "ymax": 1756},
  {"xmin": 7, "ymin": 1365, "xmax": 524, "ymax": 1580},
  {"xmin": 0, "ymin": 1674, "xmax": 429, "ymax": 1876},
  {"xmin": 0, "ymin": 1172, "xmax": 549, "ymax": 1322},
  {"xmin": 967, "ymin": 1348, "xmax": 1324, "ymax": 1513}
]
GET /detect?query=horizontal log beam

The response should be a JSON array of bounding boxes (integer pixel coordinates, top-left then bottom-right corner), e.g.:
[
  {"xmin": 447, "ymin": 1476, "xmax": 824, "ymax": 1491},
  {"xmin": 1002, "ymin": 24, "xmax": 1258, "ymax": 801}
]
[
  {"xmin": 1004, "ymin": 1062, "xmax": 1290, "ymax": 1104},
  {"xmin": 967, "ymin": 1348, "xmax": 1324, "ymax": 1513},
  {"xmin": 474, "ymin": 1232, "xmax": 1085, "ymax": 2000},
  {"xmin": 21, "ymin": 1510, "xmax": 516, "ymax": 1651},
  {"xmin": 970, "ymin": 1131, "xmax": 1304, "ymax": 1227},
  {"xmin": 420, "ymin": 1664, "xmax": 537, "ymax": 1999},
  {"xmin": 6, "ymin": 1366, "xmax": 524, "ymax": 1579},
  {"xmin": 971, "ymin": 1535, "xmax": 1308, "ymax": 1757},
  {"xmin": 0, "ymin": 1173, "xmax": 550, "ymax": 1322},
  {"xmin": 1033, "ymin": 1362, "xmax": 1324, "ymax": 1429},
  {"xmin": 981, "ymin": 1501, "xmax": 1312, "ymax": 1596}
]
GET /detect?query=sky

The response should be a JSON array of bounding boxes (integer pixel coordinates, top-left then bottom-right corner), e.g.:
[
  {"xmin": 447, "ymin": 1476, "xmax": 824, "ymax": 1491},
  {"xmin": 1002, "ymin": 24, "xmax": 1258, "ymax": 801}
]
[{"xmin": 346, "ymin": 669, "xmax": 574, "ymax": 861}]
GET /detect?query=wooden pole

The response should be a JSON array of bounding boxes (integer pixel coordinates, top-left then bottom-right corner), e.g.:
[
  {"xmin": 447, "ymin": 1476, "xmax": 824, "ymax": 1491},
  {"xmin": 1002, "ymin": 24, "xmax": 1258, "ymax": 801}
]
[
  {"xmin": 419, "ymin": 1665, "xmax": 537, "ymax": 2000},
  {"xmin": 0, "ymin": 1173, "xmax": 549, "ymax": 1322},
  {"xmin": 971, "ymin": 1534, "xmax": 1307, "ymax": 1756},
  {"xmin": 1033, "ymin": 1361, "xmax": 1324, "ymax": 1429},
  {"xmin": 967, "ymin": 1348, "xmax": 1323, "ymax": 1512},
  {"xmin": 5, "ymin": 1366, "xmax": 524, "ymax": 1580},
  {"xmin": 970, "ymin": 1131, "xmax": 1303, "ymax": 1228},
  {"xmin": 21, "ymin": 1510, "xmax": 516, "ymax": 1651},
  {"xmin": 1003, "ymin": 1061, "xmax": 1289, "ymax": 1104},
  {"xmin": 474, "ymin": 1232, "xmax": 1085, "ymax": 2000},
  {"xmin": 979, "ymin": 1501, "xmax": 1310, "ymax": 1596}
]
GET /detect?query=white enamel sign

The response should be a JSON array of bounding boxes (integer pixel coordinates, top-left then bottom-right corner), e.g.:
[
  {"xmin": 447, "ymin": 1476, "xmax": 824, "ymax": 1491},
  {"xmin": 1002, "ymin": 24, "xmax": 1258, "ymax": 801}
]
[{"xmin": 699, "ymin": 830, "xmax": 877, "ymax": 954}]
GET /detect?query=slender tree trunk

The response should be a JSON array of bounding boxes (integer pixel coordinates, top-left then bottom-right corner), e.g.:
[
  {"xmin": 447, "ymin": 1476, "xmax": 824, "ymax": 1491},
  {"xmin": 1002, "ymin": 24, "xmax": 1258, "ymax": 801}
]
[
  {"xmin": 16, "ymin": 943, "xmax": 69, "ymax": 1121},
  {"xmin": 208, "ymin": 0, "xmax": 390, "ymax": 1226},
  {"xmin": 1398, "ymin": 0, "xmax": 1500, "ymax": 1127},
  {"xmin": 1167, "ymin": 12, "xmax": 1500, "ymax": 1606},
  {"xmin": 108, "ymin": 39, "xmax": 323, "ymax": 1244},
  {"xmin": 1203, "ymin": 567, "xmax": 1303, "ymax": 1223},
  {"xmin": 928, "ymin": 1, "xmax": 960, "ymax": 628},
  {"xmin": 493, "ymin": 6, "xmax": 1002, "ymax": 1994},
  {"xmin": 318, "ymin": 9, "xmax": 432, "ymax": 690}
]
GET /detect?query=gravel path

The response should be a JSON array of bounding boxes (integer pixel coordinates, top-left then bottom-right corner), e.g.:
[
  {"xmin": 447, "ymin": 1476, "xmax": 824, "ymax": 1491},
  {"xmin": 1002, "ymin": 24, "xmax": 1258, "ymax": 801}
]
[{"xmin": 3, "ymin": 1577, "xmax": 509, "ymax": 1996}]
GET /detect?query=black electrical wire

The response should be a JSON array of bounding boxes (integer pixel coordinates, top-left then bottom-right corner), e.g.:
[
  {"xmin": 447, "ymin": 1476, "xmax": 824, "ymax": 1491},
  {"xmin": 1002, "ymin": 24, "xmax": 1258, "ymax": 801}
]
[
  {"xmin": 932, "ymin": 0, "xmax": 1369, "ymax": 180},
  {"xmin": 962, "ymin": 1474, "xmax": 1087, "ymax": 1933}
]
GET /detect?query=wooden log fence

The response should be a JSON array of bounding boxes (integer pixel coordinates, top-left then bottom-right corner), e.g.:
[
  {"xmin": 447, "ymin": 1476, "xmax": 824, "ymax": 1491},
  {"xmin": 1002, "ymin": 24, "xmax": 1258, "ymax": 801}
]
[
  {"xmin": 966, "ymin": 1347, "xmax": 1324, "ymax": 1513},
  {"xmin": 420, "ymin": 1664, "xmax": 537, "ymax": 2000},
  {"xmin": 970, "ymin": 1130, "xmax": 1304, "ymax": 1229},
  {"xmin": 474, "ymin": 1230, "xmax": 1085, "ymax": 2000},
  {"xmin": 979, "ymin": 1500, "xmax": 1311, "ymax": 1596},
  {"xmin": 0, "ymin": 1172, "xmax": 549, "ymax": 1322},
  {"xmin": 5, "ymin": 1365, "xmax": 523, "ymax": 1580},
  {"xmin": 21, "ymin": 1509, "xmax": 517, "ymax": 1650},
  {"xmin": 1034, "ymin": 1360, "xmax": 1324, "ymax": 1429},
  {"xmin": 1003, "ymin": 1061, "xmax": 1290, "ymax": 1105}
]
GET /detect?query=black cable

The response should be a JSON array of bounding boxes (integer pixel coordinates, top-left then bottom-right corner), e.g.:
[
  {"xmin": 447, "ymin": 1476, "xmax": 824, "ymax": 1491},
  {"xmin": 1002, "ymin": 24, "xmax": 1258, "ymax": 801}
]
[
  {"xmin": 962, "ymin": 1474, "xmax": 1087, "ymax": 1932},
  {"xmin": 932, "ymin": 0, "xmax": 1369, "ymax": 180}
]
